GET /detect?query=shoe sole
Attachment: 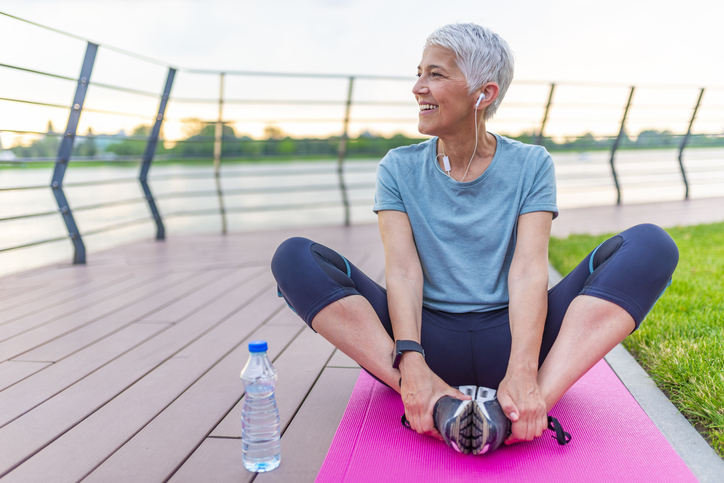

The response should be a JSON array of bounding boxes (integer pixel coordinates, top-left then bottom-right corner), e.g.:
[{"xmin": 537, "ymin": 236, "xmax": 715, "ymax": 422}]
[
  {"xmin": 437, "ymin": 387, "xmax": 508, "ymax": 455},
  {"xmin": 470, "ymin": 400, "xmax": 490, "ymax": 455},
  {"xmin": 443, "ymin": 400, "xmax": 474, "ymax": 454}
]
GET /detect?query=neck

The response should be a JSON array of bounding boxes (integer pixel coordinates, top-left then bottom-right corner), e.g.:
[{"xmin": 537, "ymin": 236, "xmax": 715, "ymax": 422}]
[{"xmin": 437, "ymin": 116, "xmax": 496, "ymax": 181}]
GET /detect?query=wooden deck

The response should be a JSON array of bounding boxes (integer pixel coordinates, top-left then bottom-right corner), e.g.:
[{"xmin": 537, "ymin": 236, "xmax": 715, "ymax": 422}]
[
  {"xmin": 1, "ymin": 196, "xmax": 723, "ymax": 482},
  {"xmin": 0, "ymin": 223, "xmax": 383, "ymax": 483}
]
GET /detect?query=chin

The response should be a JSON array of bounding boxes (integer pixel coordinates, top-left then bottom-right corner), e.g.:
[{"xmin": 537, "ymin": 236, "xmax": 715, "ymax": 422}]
[{"xmin": 417, "ymin": 121, "xmax": 435, "ymax": 137}]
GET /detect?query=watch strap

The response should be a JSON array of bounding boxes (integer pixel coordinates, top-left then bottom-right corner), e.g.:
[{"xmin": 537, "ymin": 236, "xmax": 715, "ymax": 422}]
[{"xmin": 392, "ymin": 340, "xmax": 425, "ymax": 369}]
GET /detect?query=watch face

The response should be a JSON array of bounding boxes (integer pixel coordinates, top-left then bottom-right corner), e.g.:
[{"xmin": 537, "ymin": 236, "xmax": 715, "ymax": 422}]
[{"xmin": 393, "ymin": 342, "xmax": 405, "ymax": 369}]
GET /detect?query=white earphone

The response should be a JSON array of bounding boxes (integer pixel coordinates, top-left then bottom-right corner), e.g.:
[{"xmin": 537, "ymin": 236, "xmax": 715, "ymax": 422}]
[{"xmin": 439, "ymin": 92, "xmax": 486, "ymax": 181}]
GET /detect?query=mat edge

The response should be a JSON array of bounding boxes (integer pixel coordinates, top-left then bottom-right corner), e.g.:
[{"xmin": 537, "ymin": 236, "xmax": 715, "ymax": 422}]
[
  {"xmin": 551, "ymin": 261, "xmax": 724, "ymax": 482},
  {"xmin": 604, "ymin": 344, "xmax": 724, "ymax": 483}
]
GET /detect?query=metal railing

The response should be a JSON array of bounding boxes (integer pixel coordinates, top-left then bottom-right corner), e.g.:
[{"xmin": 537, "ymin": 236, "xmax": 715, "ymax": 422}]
[{"xmin": 1, "ymin": 11, "xmax": 723, "ymax": 268}]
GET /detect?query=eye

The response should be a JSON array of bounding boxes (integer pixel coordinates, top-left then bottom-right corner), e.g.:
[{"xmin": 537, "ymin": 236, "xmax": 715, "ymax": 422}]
[{"xmin": 416, "ymin": 73, "xmax": 421, "ymax": 78}]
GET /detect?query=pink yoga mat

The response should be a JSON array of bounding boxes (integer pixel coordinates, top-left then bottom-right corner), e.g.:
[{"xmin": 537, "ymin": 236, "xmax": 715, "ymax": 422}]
[{"xmin": 317, "ymin": 360, "xmax": 697, "ymax": 483}]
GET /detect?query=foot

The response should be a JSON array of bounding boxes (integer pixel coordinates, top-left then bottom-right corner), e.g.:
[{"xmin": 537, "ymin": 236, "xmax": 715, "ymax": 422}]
[
  {"xmin": 433, "ymin": 386, "xmax": 511, "ymax": 455},
  {"xmin": 433, "ymin": 386, "xmax": 477, "ymax": 454},
  {"xmin": 471, "ymin": 386, "xmax": 510, "ymax": 455}
]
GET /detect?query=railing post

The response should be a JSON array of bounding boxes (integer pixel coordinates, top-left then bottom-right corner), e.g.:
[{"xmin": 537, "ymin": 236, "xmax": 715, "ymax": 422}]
[
  {"xmin": 609, "ymin": 86, "xmax": 635, "ymax": 205},
  {"xmin": 140, "ymin": 67, "xmax": 175, "ymax": 240},
  {"xmin": 214, "ymin": 72, "xmax": 227, "ymax": 234},
  {"xmin": 51, "ymin": 41, "xmax": 97, "ymax": 264},
  {"xmin": 337, "ymin": 76, "xmax": 354, "ymax": 226},
  {"xmin": 677, "ymin": 87, "xmax": 704, "ymax": 200},
  {"xmin": 537, "ymin": 83, "xmax": 555, "ymax": 146}
]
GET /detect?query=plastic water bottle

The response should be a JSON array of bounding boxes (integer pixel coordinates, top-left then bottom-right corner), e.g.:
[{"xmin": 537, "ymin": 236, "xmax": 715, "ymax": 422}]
[{"xmin": 240, "ymin": 340, "xmax": 281, "ymax": 472}]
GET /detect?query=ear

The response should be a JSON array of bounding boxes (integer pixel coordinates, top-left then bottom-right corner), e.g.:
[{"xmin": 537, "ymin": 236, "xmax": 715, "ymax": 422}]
[{"xmin": 475, "ymin": 83, "xmax": 501, "ymax": 110}]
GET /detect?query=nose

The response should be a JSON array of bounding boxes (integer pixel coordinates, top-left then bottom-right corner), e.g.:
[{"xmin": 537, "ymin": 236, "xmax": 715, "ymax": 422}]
[{"xmin": 412, "ymin": 75, "xmax": 428, "ymax": 99}]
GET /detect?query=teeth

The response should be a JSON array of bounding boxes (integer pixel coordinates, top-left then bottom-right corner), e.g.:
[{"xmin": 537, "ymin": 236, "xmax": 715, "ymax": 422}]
[{"xmin": 419, "ymin": 104, "xmax": 438, "ymax": 111}]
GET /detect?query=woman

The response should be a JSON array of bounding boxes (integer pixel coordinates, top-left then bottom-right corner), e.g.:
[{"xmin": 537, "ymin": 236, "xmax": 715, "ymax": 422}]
[{"xmin": 271, "ymin": 23, "xmax": 678, "ymax": 455}]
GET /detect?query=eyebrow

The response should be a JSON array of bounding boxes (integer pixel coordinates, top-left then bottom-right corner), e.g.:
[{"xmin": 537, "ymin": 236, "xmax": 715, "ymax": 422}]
[{"xmin": 417, "ymin": 64, "xmax": 447, "ymax": 71}]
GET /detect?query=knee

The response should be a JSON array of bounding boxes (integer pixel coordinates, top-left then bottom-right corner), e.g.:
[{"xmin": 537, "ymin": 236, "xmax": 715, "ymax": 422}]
[
  {"xmin": 271, "ymin": 237, "xmax": 313, "ymax": 285},
  {"xmin": 626, "ymin": 224, "xmax": 679, "ymax": 271}
]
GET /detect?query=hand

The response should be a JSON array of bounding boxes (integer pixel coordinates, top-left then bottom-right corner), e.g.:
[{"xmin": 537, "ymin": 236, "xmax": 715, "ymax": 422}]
[
  {"xmin": 398, "ymin": 353, "xmax": 471, "ymax": 440},
  {"xmin": 497, "ymin": 368, "xmax": 548, "ymax": 445}
]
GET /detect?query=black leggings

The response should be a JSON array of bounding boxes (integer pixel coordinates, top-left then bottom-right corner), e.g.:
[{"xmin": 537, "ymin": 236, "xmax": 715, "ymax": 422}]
[{"xmin": 271, "ymin": 224, "xmax": 678, "ymax": 388}]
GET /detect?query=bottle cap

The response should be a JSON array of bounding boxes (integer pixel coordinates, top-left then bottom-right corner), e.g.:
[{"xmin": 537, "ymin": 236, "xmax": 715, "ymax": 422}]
[{"xmin": 248, "ymin": 340, "xmax": 268, "ymax": 353}]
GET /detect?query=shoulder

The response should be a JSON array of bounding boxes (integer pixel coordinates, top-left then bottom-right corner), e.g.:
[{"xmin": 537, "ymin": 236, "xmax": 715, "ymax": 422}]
[
  {"xmin": 379, "ymin": 137, "xmax": 435, "ymax": 173},
  {"xmin": 496, "ymin": 134, "xmax": 551, "ymax": 165}
]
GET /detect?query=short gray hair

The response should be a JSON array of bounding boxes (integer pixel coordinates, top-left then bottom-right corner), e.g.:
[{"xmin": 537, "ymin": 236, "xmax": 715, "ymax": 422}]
[{"xmin": 425, "ymin": 23, "xmax": 514, "ymax": 120}]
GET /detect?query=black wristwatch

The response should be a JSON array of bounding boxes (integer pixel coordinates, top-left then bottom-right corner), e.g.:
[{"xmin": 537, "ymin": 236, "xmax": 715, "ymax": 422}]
[{"xmin": 392, "ymin": 340, "xmax": 425, "ymax": 369}]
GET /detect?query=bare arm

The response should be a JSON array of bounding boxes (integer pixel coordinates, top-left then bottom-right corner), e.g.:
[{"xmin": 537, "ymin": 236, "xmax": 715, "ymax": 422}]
[
  {"xmin": 379, "ymin": 210, "xmax": 424, "ymax": 343},
  {"xmin": 498, "ymin": 210, "xmax": 553, "ymax": 444},
  {"xmin": 378, "ymin": 210, "xmax": 469, "ymax": 438}
]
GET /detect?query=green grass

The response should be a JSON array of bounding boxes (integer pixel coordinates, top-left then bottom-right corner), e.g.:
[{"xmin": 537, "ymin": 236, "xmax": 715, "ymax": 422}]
[{"xmin": 549, "ymin": 222, "xmax": 724, "ymax": 457}]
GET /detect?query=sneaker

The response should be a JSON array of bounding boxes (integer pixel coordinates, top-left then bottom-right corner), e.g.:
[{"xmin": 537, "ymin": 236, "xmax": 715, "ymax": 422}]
[
  {"xmin": 432, "ymin": 385, "xmax": 477, "ymax": 454},
  {"xmin": 433, "ymin": 386, "xmax": 511, "ymax": 455},
  {"xmin": 471, "ymin": 386, "xmax": 510, "ymax": 455}
]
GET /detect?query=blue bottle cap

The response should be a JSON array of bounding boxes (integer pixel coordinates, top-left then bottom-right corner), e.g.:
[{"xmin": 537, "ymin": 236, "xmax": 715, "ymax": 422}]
[{"xmin": 248, "ymin": 340, "xmax": 268, "ymax": 353}]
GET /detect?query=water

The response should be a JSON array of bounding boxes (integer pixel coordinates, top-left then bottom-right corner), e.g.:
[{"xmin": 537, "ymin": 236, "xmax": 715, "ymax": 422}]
[
  {"xmin": 241, "ymin": 386, "xmax": 282, "ymax": 472},
  {"xmin": 240, "ymin": 346, "xmax": 281, "ymax": 473},
  {"xmin": 1, "ymin": 148, "xmax": 723, "ymax": 277}
]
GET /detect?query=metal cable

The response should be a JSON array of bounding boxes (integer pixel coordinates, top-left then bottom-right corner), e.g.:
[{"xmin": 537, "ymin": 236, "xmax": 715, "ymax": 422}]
[
  {"xmin": 0, "ymin": 96, "xmax": 69, "ymax": 109},
  {"xmin": 0, "ymin": 210, "xmax": 59, "ymax": 222},
  {"xmin": 0, "ymin": 62, "xmax": 76, "ymax": 81},
  {"xmin": 81, "ymin": 217, "xmax": 151, "ymax": 236},
  {"xmin": 0, "ymin": 11, "xmax": 173, "ymax": 68},
  {"xmin": 0, "ymin": 235, "xmax": 69, "ymax": 253}
]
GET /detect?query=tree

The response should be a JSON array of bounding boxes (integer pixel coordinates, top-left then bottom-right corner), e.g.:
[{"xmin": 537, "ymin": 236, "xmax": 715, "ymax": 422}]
[
  {"xmin": 10, "ymin": 120, "xmax": 60, "ymax": 159},
  {"xmin": 74, "ymin": 128, "xmax": 97, "ymax": 158},
  {"xmin": 105, "ymin": 124, "xmax": 157, "ymax": 156},
  {"xmin": 263, "ymin": 124, "xmax": 284, "ymax": 140}
]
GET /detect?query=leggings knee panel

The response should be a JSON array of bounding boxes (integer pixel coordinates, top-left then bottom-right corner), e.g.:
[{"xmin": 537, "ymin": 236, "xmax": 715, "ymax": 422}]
[
  {"xmin": 272, "ymin": 237, "xmax": 361, "ymax": 328},
  {"xmin": 582, "ymin": 224, "xmax": 679, "ymax": 328}
]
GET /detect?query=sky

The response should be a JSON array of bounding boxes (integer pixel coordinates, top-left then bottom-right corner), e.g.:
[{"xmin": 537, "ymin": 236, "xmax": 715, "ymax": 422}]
[{"xmin": 1, "ymin": 0, "xmax": 723, "ymax": 145}]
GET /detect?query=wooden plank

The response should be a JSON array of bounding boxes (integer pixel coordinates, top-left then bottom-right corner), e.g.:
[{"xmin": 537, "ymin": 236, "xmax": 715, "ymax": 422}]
[
  {"xmin": 211, "ymin": 322, "xmax": 335, "ymax": 438},
  {"xmin": 171, "ymin": 368, "xmax": 360, "ymax": 483},
  {"xmin": 0, "ymin": 272, "xmax": 189, "ymax": 363},
  {"xmin": 0, "ymin": 274, "xmax": 121, "ymax": 321},
  {"xmin": 0, "ymin": 273, "xmax": 136, "ymax": 329},
  {"xmin": 254, "ymin": 367, "xmax": 361, "ymax": 483},
  {"xmin": 12, "ymin": 270, "xmax": 223, "ymax": 363},
  {"xmin": 3, "ymin": 324, "xmax": 299, "ymax": 483},
  {"xmin": 0, "ymin": 264, "xmax": 129, "ymax": 283},
  {"xmin": 0, "ymin": 271, "xmax": 274, "ymax": 478},
  {"xmin": 0, "ymin": 323, "xmax": 168, "ymax": 428},
  {"xmin": 0, "ymin": 223, "xmax": 384, "ymax": 481},
  {"xmin": 0, "ymin": 282, "xmax": 51, "ymax": 302},
  {"xmin": 83, "ymin": 325, "xmax": 303, "ymax": 483},
  {"xmin": 326, "ymin": 349, "xmax": 360, "ymax": 369},
  {"xmin": 0, "ymin": 361, "xmax": 52, "ymax": 392},
  {"xmin": 167, "ymin": 438, "xmax": 250, "ymax": 483},
  {"xmin": 0, "ymin": 272, "xmax": 160, "ymax": 340},
  {"xmin": 138, "ymin": 268, "xmax": 249, "ymax": 323}
]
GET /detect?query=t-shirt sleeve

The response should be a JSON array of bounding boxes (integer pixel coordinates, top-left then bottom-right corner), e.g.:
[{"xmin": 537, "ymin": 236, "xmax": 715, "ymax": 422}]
[
  {"xmin": 520, "ymin": 150, "xmax": 559, "ymax": 219},
  {"xmin": 373, "ymin": 155, "xmax": 407, "ymax": 213}
]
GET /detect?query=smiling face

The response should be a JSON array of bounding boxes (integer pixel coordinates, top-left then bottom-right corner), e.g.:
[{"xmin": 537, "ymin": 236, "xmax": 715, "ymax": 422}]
[{"xmin": 413, "ymin": 45, "xmax": 477, "ymax": 138}]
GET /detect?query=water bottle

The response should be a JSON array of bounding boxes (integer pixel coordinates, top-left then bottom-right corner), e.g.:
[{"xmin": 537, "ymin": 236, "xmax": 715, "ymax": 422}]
[{"xmin": 240, "ymin": 340, "xmax": 281, "ymax": 472}]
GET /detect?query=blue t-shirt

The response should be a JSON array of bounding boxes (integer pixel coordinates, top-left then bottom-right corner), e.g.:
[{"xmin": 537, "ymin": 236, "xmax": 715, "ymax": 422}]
[{"xmin": 373, "ymin": 134, "xmax": 558, "ymax": 313}]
